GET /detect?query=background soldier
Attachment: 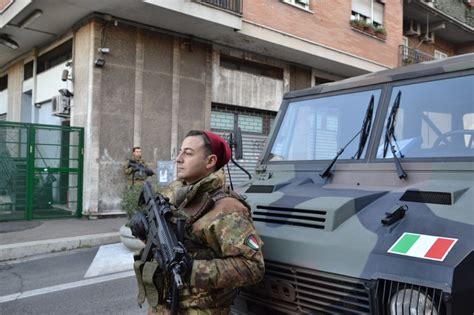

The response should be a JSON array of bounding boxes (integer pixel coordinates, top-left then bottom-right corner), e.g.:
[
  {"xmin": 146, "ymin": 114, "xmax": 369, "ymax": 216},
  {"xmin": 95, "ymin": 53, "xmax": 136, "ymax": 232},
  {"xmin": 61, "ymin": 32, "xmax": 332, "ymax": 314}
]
[
  {"xmin": 124, "ymin": 146, "xmax": 154, "ymax": 187},
  {"xmin": 141, "ymin": 130, "xmax": 265, "ymax": 315}
]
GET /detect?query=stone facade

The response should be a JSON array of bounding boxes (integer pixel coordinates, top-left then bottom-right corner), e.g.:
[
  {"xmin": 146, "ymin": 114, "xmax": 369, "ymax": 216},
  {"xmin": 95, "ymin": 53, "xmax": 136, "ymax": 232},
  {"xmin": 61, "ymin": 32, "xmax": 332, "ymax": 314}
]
[{"xmin": 435, "ymin": 0, "xmax": 474, "ymax": 26}]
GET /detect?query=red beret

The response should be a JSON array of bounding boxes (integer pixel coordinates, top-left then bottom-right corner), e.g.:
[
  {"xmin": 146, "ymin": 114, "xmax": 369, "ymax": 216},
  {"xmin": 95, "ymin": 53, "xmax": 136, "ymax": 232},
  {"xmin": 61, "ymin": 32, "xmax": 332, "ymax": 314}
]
[{"xmin": 202, "ymin": 131, "xmax": 231, "ymax": 170}]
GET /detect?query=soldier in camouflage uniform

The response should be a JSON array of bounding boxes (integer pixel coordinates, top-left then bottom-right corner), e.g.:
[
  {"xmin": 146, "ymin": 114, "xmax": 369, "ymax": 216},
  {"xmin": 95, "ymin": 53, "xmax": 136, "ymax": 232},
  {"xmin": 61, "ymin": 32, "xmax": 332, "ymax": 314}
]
[
  {"xmin": 124, "ymin": 147, "xmax": 153, "ymax": 187},
  {"xmin": 144, "ymin": 130, "xmax": 265, "ymax": 315}
]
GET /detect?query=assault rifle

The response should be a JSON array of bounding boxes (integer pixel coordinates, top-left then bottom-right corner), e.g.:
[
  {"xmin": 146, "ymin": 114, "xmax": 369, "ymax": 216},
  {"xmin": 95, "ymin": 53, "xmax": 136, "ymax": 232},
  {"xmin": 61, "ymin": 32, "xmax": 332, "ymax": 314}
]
[
  {"xmin": 131, "ymin": 181, "xmax": 189, "ymax": 315},
  {"xmin": 128, "ymin": 160, "xmax": 155, "ymax": 176}
]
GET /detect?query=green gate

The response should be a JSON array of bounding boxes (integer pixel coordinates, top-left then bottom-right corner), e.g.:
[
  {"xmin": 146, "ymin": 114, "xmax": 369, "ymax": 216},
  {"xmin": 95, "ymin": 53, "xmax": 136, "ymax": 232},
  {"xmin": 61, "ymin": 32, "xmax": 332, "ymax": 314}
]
[{"xmin": 0, "ymin": 121, "xmax": 84, "ymax": 221}]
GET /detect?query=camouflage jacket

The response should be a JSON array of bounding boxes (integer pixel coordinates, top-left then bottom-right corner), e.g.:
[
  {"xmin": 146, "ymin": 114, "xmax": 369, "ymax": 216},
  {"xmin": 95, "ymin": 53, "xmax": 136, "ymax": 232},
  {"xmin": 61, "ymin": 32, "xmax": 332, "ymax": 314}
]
[
  {"xmin": 123, "ymin": 156, "xmax": 148, "ymax": 186},
  {"xmin": 160, "ymin": 170, "xmax": 265, "ymax": 310}
]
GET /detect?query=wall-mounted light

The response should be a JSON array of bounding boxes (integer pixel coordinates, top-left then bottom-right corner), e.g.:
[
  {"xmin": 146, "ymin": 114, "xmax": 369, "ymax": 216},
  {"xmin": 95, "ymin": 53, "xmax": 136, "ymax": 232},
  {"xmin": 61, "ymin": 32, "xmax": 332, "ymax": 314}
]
[
  {"xmin": 58, "ymin": 88, "xmax": 74, "ymax": 98},
  {"xmin": 98, "ymin": 47, "xmax": 110, "ymax": 54},
  {"xmin": 61, "ymin": 69, "xmax": 69, "ymax": 82},
  {"xmin": 18, "ymin": 9, "xmax": 43, "ymax": 28},
  {"xmin": 0, "ymin": 34, "xmax": 19, "ymax": 49},
  {"xmin": 34, "ymin": 103, "xmax": 42, "ymax": 108},
  {"xmin": 94, "ymin": 58, "xmax": 105, "ymax": 68},
  {"xmin": 61, "ymin": 61, "xmax": 74, "ymax": 81}
]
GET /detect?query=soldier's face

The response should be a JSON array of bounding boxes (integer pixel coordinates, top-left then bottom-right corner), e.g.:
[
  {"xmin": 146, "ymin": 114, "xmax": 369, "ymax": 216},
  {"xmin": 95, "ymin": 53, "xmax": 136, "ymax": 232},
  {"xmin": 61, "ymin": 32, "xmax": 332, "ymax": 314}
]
[
  {"xmin": 176, "ymin": 136, "xmax": 217, "ymax": 185},
  {"xmin": 132, "ymin": 148, "xmax": 142, "ymax": 159}
]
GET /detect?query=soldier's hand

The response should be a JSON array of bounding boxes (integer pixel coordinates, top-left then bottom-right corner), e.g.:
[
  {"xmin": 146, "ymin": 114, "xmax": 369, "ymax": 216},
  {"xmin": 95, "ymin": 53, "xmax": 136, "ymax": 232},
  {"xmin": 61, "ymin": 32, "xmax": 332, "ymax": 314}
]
[
  {"xmin": 144, "ymin": 168, "xmax": 154, "ymax": 176},
  {"xmin": 130, "ymin": 212, "xmax": 149, "ymax": 241},
  {"xmin": 180, "ymin": 251, "xmax": 193, "ymax": 282}
]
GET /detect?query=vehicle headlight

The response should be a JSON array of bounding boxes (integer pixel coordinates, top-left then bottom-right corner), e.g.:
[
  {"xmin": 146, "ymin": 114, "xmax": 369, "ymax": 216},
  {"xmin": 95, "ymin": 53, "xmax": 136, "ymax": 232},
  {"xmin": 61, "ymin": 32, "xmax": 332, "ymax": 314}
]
[{"xmin": 389, "ymin": 289, "xmax": 437, "ymax": 315}]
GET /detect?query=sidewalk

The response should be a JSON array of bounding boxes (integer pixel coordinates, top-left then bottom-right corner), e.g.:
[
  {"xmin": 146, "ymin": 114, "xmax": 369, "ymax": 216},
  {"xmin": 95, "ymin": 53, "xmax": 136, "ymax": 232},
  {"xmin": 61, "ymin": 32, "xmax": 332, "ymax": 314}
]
[{"xmin": 0, "ymin": 217, "xmax": 127, "ymax": 261}]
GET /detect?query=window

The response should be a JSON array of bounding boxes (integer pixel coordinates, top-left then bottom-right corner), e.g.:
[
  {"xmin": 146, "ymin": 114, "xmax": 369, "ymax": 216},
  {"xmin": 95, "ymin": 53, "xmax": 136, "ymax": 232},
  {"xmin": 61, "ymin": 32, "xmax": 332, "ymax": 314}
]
[
  {"xmin": 0, "ymin": 75, "xmax": 7, "ymax": 116},
  {"xmin": 434, "ymin": 50, "xmax": 448, "ymax": 60},
  {"xmin": 37, "ymin": 39, "xmax": 73, "ymax": 74},
  {"xmin": 238, "ymin": 115, "xmax": 263, "ymax": 133},
  {"xmin": 314, "ymin": 76, "xmax": 333, "ymax": 86},
  {"xmin": 0, "ymin": 75, "xmax": 7, "ymax": 92},
  {"xmin": 282, "ymin": 0, "xmax": 310, "ymax": 11},
  {"xmin": 211, "ymin": 111, "xmax": 235, "ymax": 130},
  {"xmin": 24, "ymin": 61, "xmax": 34, "ymax": 80},
  {"xmin": 352, "ymin": 0, "xmax": 384, "ymax": 27},
  {"xmin": 211, "ymin": 104, "xmax": 276, "ymax": 185},
  {"xmin": 220, "ymin": 55, "xmax": 283, "ymax": 80},
  {"xmin": 211, "ymin": 104, "xmax": 276, "ymax": 135},
  {"xmin": 376, "ymin": 75, "xmax": 474, "ymax": 159},
  {"xmin": 270, "ymin": 89, "xmax": 382, "ymax": 161},
  {"xmin": 402, "ymin": 36, "xmax": 408, "ymax": 47}
]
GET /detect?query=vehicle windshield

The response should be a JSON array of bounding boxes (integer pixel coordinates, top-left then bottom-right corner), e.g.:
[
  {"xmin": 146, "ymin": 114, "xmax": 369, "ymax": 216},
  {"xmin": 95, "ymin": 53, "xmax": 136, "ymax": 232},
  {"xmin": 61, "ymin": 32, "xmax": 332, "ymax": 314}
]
[
  {"xmin": 376, "ymin": 75, "xmax": 474, "ymax": 159},
  {"xmin": 269, "ymin": 89, "xmax": 381, "ymax": 161}
]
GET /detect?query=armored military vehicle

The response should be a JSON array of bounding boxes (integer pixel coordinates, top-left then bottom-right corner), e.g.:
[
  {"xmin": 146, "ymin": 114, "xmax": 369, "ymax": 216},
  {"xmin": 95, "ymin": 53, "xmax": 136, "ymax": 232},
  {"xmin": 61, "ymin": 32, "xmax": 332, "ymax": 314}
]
[{"xmin": 236, "ymin": 54, "xmax": 473, "ymax": 314}]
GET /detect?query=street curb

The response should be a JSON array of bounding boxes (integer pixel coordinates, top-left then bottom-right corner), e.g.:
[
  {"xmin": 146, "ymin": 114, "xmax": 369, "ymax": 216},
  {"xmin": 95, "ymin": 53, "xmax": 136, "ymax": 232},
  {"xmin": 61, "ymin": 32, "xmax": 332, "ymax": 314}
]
[{"xmin": 0, "ymin": 232, "xmax": 120, "ymax": 261}]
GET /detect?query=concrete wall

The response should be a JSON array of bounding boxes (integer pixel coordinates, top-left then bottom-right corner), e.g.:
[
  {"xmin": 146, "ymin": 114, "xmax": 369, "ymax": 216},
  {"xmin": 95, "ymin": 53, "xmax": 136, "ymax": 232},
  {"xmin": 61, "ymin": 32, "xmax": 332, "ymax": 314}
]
[
  {"xmin": 72, "ymin": 21, "xmax": 101, "ymax": 215},
  {"xmin": 6, "ymin": 61, "xmax": 23, "ymax": 121},
  {"xmin": 176, "ymin": 39, "xmax": 212, "ymax": 147},
  {"xmin": 214, "ymin": 67, "xmax": 284, "ymax": 112},
  {"xmin": 141, "ymin": 30, "xmax": 174, "ymax": 162},
  {"xmin": 435, "ymin": 0, "xmax": 473, "ymax": 26},
  {"xmin": 290, "ymin": 65, "xmax": 311, "ymax": 91},
  {"xmin": 71, "ymin": 20, "xmax": 213, "ymax": 214}
]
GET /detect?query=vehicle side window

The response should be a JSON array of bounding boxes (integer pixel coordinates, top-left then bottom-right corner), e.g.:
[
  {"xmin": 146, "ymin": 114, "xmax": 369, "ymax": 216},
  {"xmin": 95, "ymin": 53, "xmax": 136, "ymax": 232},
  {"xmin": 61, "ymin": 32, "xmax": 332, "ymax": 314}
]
[{"xmin": 376, "ymin": 75, "xmax": 474, "ymax": 159}]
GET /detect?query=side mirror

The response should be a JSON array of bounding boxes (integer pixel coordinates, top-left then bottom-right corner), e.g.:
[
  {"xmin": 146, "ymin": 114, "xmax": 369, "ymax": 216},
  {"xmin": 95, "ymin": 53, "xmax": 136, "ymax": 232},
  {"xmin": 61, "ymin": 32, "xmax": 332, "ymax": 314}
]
[{"xmin": 233, "ymin": 127, "xmax": 243, "ymax": 160}]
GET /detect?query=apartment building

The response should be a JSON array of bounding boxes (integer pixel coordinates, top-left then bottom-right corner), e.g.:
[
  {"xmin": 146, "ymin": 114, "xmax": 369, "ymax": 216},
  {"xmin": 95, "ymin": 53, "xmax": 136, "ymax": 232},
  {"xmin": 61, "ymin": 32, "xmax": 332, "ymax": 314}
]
[
  {"xmin": 0, "ymin": 0, "xmax": 470, "ymax": 217},
  {"xmin": 401, "ymin": 0, "xmax": 473, "ymax": 65}
]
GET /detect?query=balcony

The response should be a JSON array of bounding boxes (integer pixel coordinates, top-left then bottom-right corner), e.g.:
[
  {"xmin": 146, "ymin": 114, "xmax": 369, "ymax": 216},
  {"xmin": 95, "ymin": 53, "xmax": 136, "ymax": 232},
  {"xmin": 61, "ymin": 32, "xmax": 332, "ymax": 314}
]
[
  {"xmin": 195, "ymin": 0, "xmax": 243, "ymax": 15},
  {"xmin": 399, "ymin": 45, "xmax": 434, "ymax": 66}
]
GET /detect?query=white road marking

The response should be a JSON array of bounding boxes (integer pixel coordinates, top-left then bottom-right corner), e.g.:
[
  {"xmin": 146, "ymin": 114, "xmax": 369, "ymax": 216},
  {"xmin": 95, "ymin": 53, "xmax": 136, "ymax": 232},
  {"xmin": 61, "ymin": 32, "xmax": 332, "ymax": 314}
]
[
  {"xmin": 0, "ymin": 270, "xmax": 134, "ymax": 304},
  {"xmin": 84, "ymin": 243, "xmax": 134, "ymax": 278}
]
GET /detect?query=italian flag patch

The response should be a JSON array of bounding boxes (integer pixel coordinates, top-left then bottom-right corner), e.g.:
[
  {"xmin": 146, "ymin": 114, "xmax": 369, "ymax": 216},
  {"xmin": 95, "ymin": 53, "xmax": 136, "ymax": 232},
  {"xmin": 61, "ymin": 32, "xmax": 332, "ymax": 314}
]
[
  {"xmin": 388, "ymin": 232, "xmax": 457, "ymax": 261},
  {"xmin": 244, "ymin": 235, "xmax": 259, "ymax": 251}
]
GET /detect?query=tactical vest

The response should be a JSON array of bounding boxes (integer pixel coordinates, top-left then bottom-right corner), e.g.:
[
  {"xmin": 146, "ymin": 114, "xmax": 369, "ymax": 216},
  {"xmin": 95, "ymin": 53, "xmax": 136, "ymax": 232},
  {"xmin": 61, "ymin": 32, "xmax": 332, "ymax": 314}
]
[{"xmin": 133, "ymin": 188, "xmax": 250, "ymax": 311}]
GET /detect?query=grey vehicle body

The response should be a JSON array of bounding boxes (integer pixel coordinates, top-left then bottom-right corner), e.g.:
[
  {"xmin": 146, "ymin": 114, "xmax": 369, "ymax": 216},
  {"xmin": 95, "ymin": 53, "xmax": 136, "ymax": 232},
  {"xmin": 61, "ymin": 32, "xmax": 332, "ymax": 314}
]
[{"xmin": 236, "ymin": 54, "xmax": 474, "ymax": 314}]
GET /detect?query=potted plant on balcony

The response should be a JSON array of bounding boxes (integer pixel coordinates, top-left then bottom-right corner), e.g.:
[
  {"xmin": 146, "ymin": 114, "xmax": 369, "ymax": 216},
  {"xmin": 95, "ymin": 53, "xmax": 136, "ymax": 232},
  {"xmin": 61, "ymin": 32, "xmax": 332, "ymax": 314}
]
[
  {"xmin": 350, "ymin": 19, "xmax": 367, "ymax": 32},
  {"xmin": 375, "ymin": 26, "xmax": 387, "ymax": 40},
  {"xmin": 364, "ymin": 23, "xmax": 376, "ymax": 36}
]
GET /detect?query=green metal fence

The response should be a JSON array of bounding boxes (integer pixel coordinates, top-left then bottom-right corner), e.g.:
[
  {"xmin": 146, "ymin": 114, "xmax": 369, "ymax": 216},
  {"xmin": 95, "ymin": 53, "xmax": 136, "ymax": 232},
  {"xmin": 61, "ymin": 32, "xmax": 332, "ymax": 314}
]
[{"xmin": 0, "ymin": 121, "xmax": 84, "ymax": 221}]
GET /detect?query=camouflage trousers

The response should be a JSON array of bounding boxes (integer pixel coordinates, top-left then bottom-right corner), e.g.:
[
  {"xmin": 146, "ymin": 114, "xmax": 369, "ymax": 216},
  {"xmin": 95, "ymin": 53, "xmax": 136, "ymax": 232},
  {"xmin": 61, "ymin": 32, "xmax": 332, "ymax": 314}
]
[{"xmin": 147, "ymin": 306, "xmax": 230, "ymax": 315}]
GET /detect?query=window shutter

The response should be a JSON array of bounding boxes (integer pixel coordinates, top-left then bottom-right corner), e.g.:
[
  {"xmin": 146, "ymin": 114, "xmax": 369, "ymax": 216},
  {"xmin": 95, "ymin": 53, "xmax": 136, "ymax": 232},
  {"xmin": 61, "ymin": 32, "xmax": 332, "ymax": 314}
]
[
  {"xmin": 352, "ymin": 0, "xmax": 371, "ymax": 18},
  {"xmin": 373, "ymin": 1, "xmax": 384, "ymax": 25}
]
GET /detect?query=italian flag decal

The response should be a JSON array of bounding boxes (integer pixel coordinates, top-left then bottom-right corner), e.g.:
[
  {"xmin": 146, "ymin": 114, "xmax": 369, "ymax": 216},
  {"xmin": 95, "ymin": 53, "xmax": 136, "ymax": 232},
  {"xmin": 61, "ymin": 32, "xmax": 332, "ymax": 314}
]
[
  {"xmin": 244, "ymin": 235, "xmax": 260, "ymax": 251},
  {"xmin": 388, "ymin": 232, "xmax": 457, "ymax": 261}
]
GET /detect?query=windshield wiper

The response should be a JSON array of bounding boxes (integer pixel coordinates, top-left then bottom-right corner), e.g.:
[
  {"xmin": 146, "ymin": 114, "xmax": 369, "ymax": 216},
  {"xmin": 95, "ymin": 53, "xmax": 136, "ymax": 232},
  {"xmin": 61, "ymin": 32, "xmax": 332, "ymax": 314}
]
[
  {"xmin": 382, "ymin": 91, "xmax": 407, "ymax": 179},
  {"xmin": 353, "ymin": 95, "xmax": 375, "ymax": 160},
  {"xmin": 320, "ymin": 95, "xmax": 375, "ymax": 179}
]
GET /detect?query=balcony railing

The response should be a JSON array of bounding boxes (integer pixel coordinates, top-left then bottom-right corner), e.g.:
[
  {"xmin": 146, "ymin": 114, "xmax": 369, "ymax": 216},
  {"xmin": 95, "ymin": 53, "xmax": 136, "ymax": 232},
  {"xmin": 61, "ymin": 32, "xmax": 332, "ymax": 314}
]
[
  {"xmin": 196, "ymin": 0, "xmax": 243, "ymax": 14},
  {"xmin": 399, "ymin": 45, "xmax": 434, "ymax": 66}
]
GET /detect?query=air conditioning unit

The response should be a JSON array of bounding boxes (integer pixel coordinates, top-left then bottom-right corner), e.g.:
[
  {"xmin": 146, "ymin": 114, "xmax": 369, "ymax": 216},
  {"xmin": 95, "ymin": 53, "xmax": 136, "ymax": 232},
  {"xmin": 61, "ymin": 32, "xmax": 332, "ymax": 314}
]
[
  {"xmin": 405, "ymin": 20, "xmax": 421, "ymax": 36},
  {"xmin": 422, "ymin": 31, "xmax": 435, "ymax": 44},
  {"xmin": 51, "ymin": 94, "xmax": 70, "ymax": 117},
  {"xmin": 424, "ymin": 0, "xmax": 434, "ymax": 7}
]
